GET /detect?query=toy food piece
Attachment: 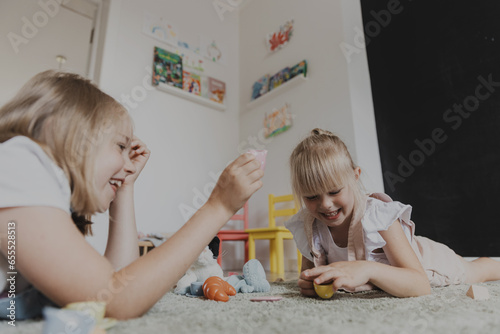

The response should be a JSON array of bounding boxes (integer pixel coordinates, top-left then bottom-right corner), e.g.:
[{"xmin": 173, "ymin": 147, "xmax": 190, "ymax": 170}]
[
  {"xmin": 314, "ymin": 282, "xmax": 335, "ymax": 299},
  {"xmin": 250, "ymin": 296, "xmax": 282, "ymax": 302},
  {"xmin": 248, "ymin": 149, "xmax": 267, "ymax": 170},
  {"xmin": 466, "ymin": 285, "xmax": 490, "ymax": 300},
  {"xmin": 63, "ymin": 301, "xmax": 117, "ymax": 330},
  {"xmin": 43, "ymin": 307, "xmax": 96, "ymax": 334},
  {"xmin": 203, "ymin": 276, "xmax": 237, "ymax": 302}
]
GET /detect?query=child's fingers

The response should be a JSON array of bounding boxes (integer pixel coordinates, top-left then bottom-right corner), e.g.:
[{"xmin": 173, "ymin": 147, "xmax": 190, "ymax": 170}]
[
  {"xmin": 300, "ymin": 270, "xmax": 316, "ymax": 281},
  {"xmin": 304, "ymin": 267, "xmax": 338, "ymax": 285},
  {"xmin": 332, "ymin": 277, "xmax": 349, "ymax": 291},
  {"xmin": 231, "ymin": 152, "xmax": 257, "ymax": 168},
  {"xmin": 298, "ymin": 278, "xmax": 314, "ymax": 289}
]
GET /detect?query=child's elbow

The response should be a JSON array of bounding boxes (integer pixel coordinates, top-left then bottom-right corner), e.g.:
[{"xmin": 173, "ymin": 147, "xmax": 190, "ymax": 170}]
[
  {"xmin": 416, "ymin": 283, "xmax": 431, "ymax": 296},
  {"xmin": 411, "ymin": 276, "xmax": 431, "ymax": 297}
]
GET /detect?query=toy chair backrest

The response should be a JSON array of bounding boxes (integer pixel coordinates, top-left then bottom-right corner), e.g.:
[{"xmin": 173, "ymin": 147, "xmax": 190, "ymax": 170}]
[
  {"xmin": 268, "ymin": 194, "xmax": 298, "ymax": 228},
  {"xmin": 229, "ymin": 202, "xmax": 249, "ymax": 230}
]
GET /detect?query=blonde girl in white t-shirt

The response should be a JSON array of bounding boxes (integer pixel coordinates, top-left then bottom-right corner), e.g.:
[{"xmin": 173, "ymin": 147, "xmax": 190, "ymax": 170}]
[
  {"xmin": 287, "ymin": 128, "xmax": 500, "ymax": 298},
  {"xmin": 0, "ymin": 70, "xmax": 263, "ymax": 319}
]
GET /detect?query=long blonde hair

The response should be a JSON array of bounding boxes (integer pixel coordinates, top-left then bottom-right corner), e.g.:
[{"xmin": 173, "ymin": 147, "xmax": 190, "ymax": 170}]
[
  {"xmin": 289, "ymin": 128, "xmax": 365, "ymax": 208},
  {"xmin": 0, "ymin": 70, "xmax": 131, "ymax": 234}
]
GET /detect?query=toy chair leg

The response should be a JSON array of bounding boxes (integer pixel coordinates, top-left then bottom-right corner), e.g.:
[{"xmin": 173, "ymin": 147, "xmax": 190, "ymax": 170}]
[
  {"xmin": 248, "ymin": 235, "xmax": 256, "ymax": 260},
  {"xmin": 297, "ymin": 249, "xmax": 302, "ymax": 274},
  {"xmin": 244, "ymin": 240, "xmax": 249, "ymax": 263},
  {"xmin": 269, "ymin": 239, "xmax": 277, "ymax": 273},
  {"xmin": 217, "ymin": 240, "xmax": 223, "ymax": 266},
  {"xmin": 276, "ymin": 236, "xmax": 285, "ymax": 276}
]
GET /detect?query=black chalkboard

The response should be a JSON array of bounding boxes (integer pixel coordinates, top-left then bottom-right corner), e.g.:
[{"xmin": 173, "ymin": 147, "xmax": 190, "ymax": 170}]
[{"xmin": 360, "ymin": 0, "xmax": 500, "ymax": 256}]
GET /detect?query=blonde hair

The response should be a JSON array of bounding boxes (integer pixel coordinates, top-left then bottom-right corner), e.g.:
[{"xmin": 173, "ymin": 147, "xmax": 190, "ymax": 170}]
[
  {"xmin": 0, "ymin": 70, "xmax": 131, "ymax": 234},
  {"xmin": 290, "ymin": 128, "xmax": 365, "ymax": 208}
]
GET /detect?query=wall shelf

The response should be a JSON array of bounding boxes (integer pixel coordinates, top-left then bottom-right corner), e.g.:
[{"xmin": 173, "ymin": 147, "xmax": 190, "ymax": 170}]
[
  {"xmin": 246, "ymin": 73, "xmax": 307, "ymax": 110},
  {"xmin": 156, "ymin": 83, "xmax": 226, "ymax": 111}
]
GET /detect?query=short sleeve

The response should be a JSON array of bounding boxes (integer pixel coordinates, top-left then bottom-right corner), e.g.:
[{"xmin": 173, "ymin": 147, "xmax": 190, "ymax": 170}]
[
  {"xmin": 0, "ymin": 137, "xmax": 71, "ymax": 214},
  {"xmin": 284, "ymin": 209, "xmax": 314, "ymax": 262},
  {"xmin": 362, "ymin": 197, "xmax": 413, "ymax": 256}
]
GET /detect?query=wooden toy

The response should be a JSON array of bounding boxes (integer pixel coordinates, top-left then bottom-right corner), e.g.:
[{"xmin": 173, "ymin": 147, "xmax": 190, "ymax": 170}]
[{"xmin": 466, "ymin": 285, "xmax": 490, "ymax": 300}]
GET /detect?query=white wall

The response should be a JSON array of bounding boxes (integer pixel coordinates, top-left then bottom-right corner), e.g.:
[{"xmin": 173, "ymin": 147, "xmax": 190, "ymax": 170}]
[
  {"xmin": 0, "ymin": 0, "xmax": 383, "ymax": 271},
  {"xmin": 0, "ymin": 0, "xmax": 95, "ymax": 105},
  {"xmin": 239, "ymin": 0, "xmax": 384, "ymax": 271},
  {"xmin": 86, "ymin": 0, "xmax": 242, "ymax": 254}
]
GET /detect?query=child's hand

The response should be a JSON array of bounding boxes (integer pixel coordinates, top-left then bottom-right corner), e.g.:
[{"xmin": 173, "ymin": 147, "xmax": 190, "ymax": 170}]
[
  {"xmin": 298, "ymin": 271, "xmax": 317, "ymax": 297},
  {"xmin": 207, "ymin": 153, "xmax": 264, "ymax": 217},
  {"xmin": 303, "ymin": 261, "xmax": 374, "ymax": 293},
  {"xmin": 123, "ymin": 136, "xmax": 150, "ymax": 185}
]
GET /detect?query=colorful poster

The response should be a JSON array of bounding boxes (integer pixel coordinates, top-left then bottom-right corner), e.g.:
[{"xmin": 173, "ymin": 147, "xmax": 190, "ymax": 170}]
[
  {"xmin": 208, "ymin": 77, "xmax": 226, "ymax": 104},
  {"xmin": 200, "ymin": 35, "xmax": 226, "ymax": 65},
  {"xmin": 182, "ymin": 70, "xmax": 201, "ymax": 95},
  {"xmin": 142, "ymin": 12, "xmax": 178, "ymax": 46},
  {"xmin": 266, "ymin": 18, "xmax": 294, "ymax": 52},
  {"xmin": 264, "ymin": 103, "xmax": 292, "ymax": 138},
  {"xmin": 152, "ymin": 47, "xmax": 183, "ymax": 88}
]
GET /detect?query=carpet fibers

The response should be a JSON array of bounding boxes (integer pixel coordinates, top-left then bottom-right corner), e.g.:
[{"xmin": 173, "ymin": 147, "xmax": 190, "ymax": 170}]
[{"xmin": 2, "ymin": 280, "xmax": 500, "ymax": 334}]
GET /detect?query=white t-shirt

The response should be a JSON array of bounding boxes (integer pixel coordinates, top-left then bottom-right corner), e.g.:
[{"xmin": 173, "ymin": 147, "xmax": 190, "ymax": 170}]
[
  {"xmin": 286, "ymin": 197, "xmax": 467, "ymax": 286},
  {"xmin": 285, "ymin": 197, "xmax": 413, "ymax": 265},
  {"xmin": 0, "ymin": 136, "xmax": 71, "ymax": 293}
]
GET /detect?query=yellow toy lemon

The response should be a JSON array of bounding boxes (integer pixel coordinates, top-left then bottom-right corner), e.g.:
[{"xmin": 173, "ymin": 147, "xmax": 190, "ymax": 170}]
[{"xmin": 314, "ymin": 282, "xmax": 335, "ymax": 299}]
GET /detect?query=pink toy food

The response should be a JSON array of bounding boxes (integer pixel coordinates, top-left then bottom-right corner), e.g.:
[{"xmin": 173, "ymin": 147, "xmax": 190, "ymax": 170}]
[
  {"xmin": 248, "ymin": 149, "xmax": 267, "ymax": 170},
  {"xmin": 250, "ymin": 296, "xmax": 282, "ymax": 302}
]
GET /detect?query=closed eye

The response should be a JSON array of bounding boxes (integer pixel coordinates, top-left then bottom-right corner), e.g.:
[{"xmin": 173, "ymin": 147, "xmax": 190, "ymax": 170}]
[
  {"xmin": 304, "ymin": 195, "xmax": 318, "ymax": 201},
  {"xmin": 329, "ymin": 189, "xmax": 342, "ymax": 195}
]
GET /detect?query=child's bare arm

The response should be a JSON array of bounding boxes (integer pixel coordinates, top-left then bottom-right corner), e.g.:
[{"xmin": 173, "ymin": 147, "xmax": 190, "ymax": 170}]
[
  {"xmin": 0, "ymin": 153, "xmax": 263, "ymax": 319},
  {"xmin": 105, "ymin": 137, "xmax": 150, "ymax": 270},
  {"xmin": 303, "ymin": 221, "xmax": 431, "ymax": 297}
]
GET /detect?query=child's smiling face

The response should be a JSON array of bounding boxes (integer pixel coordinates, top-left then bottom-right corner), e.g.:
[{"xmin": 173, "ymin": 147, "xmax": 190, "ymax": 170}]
[
  {"xmin": 302, "ymin": 184, "xmax": 356, "ymax": 229},
  {"xmin": 302, "ymin": 167, "xmax": 361, "ymax": 229},
  {"xmin": 93, "ymin": 122, "xmax": 135, "ymax": 212}
]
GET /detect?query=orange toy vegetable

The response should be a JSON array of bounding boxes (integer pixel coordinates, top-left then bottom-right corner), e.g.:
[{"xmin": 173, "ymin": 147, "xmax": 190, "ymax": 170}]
[{"xmin": 202, "ymin": 276, "xmax": 236, "ymax": 302}]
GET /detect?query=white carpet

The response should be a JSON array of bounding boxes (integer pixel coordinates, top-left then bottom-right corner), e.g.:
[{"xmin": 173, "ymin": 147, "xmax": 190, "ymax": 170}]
[{"xmin": 2, "ymin": 280, "xmax": 500, "ymax": 334}]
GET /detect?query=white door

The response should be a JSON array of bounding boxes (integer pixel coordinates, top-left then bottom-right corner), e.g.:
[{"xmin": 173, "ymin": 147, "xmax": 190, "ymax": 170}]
[{"xmin": 0, "ymin": 0, "xmax": 96, "ymax": 105}]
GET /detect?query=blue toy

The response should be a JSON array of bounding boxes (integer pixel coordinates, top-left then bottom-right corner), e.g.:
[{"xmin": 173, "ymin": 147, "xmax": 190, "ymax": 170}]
[{"xmin": 226, "ymin": 259, "xmax": 270, "ymax": 293}]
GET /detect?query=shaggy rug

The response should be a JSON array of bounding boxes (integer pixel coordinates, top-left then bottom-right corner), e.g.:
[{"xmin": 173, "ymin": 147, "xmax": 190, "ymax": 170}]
[{"xmin": 2, "ymin": 280, "xmax": 500, "ymax": 334}]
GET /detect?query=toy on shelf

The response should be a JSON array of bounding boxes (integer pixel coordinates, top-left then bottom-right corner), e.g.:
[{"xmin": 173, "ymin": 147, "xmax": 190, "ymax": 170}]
[
  {"xmin": 203, "ymin": 276, "xmax": 236, "ymax": 302},
  {"xmin": 225, "ymin": 259, "xmax": 270, "ymax": 293},
  {"xmin": 174, "ymin": 246, "xmax": 223, "ymax": 295}
]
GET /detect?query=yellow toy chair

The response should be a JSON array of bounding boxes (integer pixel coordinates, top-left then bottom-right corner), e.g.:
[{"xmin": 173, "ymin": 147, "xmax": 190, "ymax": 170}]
[{"xmin": 245, "ymin": 194, "xmax": 302, "ymax": 276}]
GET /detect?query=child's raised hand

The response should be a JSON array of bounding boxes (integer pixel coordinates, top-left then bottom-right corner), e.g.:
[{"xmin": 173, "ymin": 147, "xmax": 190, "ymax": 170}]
[
  {"xmin": 123, "ymin": 136, "xmax": 150, "ymax": 185},
  {"xmin": 208, "ymin": 153, "xmax": 264, "ymax": 217},
  {"xmin": 303, "ymin": 261, "xmax": 374, "ymax": 293}
]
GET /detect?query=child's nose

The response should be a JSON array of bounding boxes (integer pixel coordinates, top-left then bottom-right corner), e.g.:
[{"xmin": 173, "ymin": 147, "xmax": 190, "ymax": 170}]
[
  {"xmin": 320, "ymin": 196, "xmax": 333, "ymax": 210},
  {"xmin": 124, "ymin": 155, "xmax": 136, "ymax": 175}
]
